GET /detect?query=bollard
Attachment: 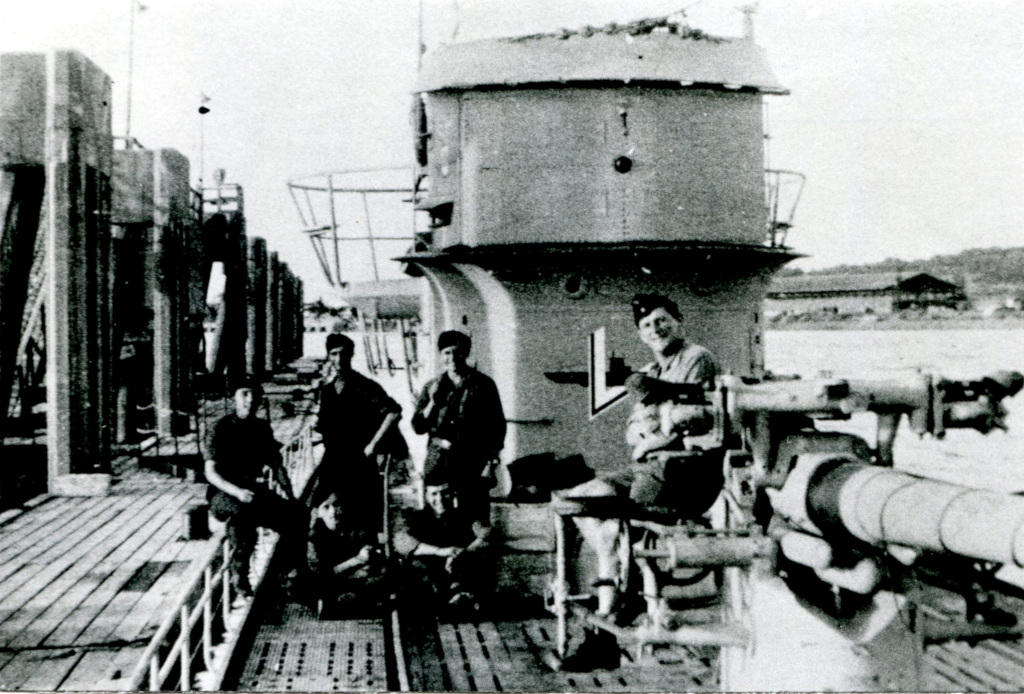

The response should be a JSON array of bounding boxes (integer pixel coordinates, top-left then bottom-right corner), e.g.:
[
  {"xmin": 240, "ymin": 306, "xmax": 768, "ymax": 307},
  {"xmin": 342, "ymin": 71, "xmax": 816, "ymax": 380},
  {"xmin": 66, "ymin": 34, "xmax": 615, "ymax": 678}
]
[{"xmin": 182, "ymin": 502, "xmax": 211, "ymax": 540}]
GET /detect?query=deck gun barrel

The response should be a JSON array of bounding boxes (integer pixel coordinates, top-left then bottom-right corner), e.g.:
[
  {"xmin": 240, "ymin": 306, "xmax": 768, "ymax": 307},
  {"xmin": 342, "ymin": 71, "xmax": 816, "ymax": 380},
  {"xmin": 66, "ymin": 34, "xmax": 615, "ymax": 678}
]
[{"xmin": 772, "ymin": 454, "xmax": 1024, "ymax": 569}]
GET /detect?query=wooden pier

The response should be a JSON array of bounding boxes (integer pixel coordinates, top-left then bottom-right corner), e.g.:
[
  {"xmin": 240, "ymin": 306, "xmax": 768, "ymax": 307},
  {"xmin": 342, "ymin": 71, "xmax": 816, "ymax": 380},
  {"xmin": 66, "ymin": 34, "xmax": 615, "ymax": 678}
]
[
  {"xmin": 0, "ymin": 394, "xmax": 318, "ymax": 692},
  {"xmin": 0, "ymin": 470, "xmax": 208, "ymax": 691}
]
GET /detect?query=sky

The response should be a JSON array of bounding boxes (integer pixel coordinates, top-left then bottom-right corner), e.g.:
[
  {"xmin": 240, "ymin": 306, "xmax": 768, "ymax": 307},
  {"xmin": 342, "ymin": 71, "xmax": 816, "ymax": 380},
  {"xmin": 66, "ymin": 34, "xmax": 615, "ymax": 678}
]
[{"xmin": 3, "ymin": 0, "xmax": 1022, "ymax": 302}]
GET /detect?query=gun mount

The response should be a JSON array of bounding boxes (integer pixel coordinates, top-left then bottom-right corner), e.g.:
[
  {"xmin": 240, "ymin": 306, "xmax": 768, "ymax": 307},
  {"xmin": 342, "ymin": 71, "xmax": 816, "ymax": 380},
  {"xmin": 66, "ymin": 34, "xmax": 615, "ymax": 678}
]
[{"xmin": 548, "ymin": 369, "xmax": 1024, "ymax": 690}]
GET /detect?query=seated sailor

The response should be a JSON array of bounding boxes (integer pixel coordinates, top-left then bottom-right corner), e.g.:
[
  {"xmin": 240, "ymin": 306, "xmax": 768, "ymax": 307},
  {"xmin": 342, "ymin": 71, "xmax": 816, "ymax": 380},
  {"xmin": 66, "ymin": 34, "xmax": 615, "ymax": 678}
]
[
  {"xmin": 394, "ymin": 480, "xmax": 492, "ymax": 616},
  {"xmin": 306, "ymin": 488, "xmax": 387, "ymax": 618},
  {"xmin": 554, "ymin": 293, "xmax": 725, "ymax": 670},
  {"xmin": 205, "ymin": 379, "xmax": 306, "ymax": 602}
]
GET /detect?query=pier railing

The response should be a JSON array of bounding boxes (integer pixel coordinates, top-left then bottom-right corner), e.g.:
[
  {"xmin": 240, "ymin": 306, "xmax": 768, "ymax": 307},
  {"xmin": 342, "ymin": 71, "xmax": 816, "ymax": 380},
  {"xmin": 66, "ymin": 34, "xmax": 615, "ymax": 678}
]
[{"xmin": 126, "ymin": 415, "xmax": 319, "ymax": 692}]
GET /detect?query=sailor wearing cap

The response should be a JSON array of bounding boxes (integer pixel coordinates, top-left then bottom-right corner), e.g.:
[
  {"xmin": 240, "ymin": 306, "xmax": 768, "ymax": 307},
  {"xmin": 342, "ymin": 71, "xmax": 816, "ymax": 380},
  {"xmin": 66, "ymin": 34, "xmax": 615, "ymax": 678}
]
[
  {"xmin": 411, "ymin": 330, "xmax": 506, "ymax": 526},
  {"xmin": 315, "ymin": 333, "xmax": 406, "ymax": 532},
  {"xmin": 553, "ymin": 294, "xmax": 722, "ymax": 671}
]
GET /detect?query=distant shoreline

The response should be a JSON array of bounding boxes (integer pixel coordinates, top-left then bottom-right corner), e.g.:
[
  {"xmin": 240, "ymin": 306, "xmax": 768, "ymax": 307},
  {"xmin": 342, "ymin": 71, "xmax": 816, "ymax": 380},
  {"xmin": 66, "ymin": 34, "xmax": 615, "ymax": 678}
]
[{"xmin": 766, "ymin": 315, "xmax": 1024, "ymax": 331}]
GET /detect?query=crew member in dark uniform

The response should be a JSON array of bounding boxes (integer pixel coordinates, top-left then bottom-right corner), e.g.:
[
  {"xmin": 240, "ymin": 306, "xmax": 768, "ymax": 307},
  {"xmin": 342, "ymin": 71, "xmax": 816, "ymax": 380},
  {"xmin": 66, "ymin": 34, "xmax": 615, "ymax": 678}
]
[
  {"xmin": 306, "ymin": 488, "xmax": 387, "ymax": 618},
  {"xmin": 315, "ymin": 333, "xmax": 405, "ymax": 532},
  {"xmin": 204, "ymin": 380, "xmax": 304, "ymax": 599},
  {"xmin": 411, "ymin": 331, "xmax": 506, "ymax": 524},
  {"xmin": 394, "ymin": 480, "xmax": 491, "ymax": 615}
]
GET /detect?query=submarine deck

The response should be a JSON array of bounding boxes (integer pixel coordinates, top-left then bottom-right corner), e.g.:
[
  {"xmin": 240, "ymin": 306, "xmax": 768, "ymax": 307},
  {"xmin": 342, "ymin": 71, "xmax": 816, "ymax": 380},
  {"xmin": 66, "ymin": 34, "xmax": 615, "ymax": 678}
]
[{"xmin": 229, "ymin": 592, "xmax": 1024, "ymax": 692}]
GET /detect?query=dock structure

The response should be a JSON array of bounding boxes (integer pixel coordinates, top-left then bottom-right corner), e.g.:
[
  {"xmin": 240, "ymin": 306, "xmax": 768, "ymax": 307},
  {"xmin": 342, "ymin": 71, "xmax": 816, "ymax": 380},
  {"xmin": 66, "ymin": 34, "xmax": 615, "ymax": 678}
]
[
  {"xmin": 1, "ymin": 49, "xmax": 307, "ymax": 510},
  {"xmin": 112, "ymin": 147, "xmax": 198, "ymax": 438},
  {"xmin": 0, "ymin": 470, "xmax": 211, "ymax": 691},
  {"xmin": 0, "ymin": 402, "xmax": 322, "ymax": 692},
  {"xmin": 246, "ymin": 237, "xmax": 268, "ymax": 379},
  {"xmin": 1, "ymin": 51, "xmax": 116, "ymax": 498},
  {"xmin": 264, "ymin": 250, "xmax": 280, "ymax": 374},
  {"xmin": 1, "ymin": 47, "xmax": 314, "ymax": 691}
]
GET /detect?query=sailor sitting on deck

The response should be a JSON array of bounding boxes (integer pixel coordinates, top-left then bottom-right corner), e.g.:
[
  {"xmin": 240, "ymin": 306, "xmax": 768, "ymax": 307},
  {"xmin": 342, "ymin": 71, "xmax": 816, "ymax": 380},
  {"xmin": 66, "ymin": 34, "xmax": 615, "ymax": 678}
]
[
  {"xmin": 552, "ymin": 293, "xmax": 723, "ymax": 671},
  {"xmin": 306, "ymin": 488, "xmax": 387, "ymax": 619},
  {"xmin": 204, "ymin": 380, "xmax": 306, "ymax": 601},
  {"xmin": 394, "ymin": 480, "xmax": 492, "ymax": 618}
]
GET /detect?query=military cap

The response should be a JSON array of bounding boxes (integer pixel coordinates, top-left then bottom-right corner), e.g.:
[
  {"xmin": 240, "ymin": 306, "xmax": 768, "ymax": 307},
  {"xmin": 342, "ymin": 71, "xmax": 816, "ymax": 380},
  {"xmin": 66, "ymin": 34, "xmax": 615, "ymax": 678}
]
[{"xmin": 631, "ymin": 293, "xmax": 681, "ymax": 325}]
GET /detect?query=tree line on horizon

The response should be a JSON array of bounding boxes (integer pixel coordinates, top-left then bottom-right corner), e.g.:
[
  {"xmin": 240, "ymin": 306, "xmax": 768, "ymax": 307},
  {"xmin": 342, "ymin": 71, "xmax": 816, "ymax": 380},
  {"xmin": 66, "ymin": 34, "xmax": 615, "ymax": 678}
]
[{"xmin": 779, "ymin": 246, "xmax": 1024, "ymax": 293}]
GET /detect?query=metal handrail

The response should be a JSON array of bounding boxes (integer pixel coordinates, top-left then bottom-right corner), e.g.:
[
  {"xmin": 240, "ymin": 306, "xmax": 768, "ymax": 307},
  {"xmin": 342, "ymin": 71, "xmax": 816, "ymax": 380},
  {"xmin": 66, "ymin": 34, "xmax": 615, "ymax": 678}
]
[
  {"xmin": 126, "ymin": 415, "xmax": 319, "ymax": 691},
  {"xmin": 125, "ymin": 535, "xmax": 230, "ymax": 691},
  {"xmin": 764, "ymin": 168, "xmax": 806, "ymax": 248}
]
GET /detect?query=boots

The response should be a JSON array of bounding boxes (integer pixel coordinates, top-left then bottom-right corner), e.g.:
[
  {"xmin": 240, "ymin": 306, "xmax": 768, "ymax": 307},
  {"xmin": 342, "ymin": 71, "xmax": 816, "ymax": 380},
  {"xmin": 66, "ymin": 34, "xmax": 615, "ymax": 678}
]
[{"xmin": 559, "ymin": 627, "xmax": 621, "ymax": 672}]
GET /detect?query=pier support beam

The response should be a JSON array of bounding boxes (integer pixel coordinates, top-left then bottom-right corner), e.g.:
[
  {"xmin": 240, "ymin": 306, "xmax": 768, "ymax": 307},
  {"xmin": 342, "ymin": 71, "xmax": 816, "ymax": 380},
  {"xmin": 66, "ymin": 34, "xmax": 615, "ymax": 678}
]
[
  {"xmin": 151, "ymin": 149, "xmax": 193, "ymax": 435},
  {"xmin": 264, "ymin": 251, "xmax": 279, "ymax": 372},
  {"xmin": 44, "ymin": 51, "xmax": 114, "ymax": 494},
  {"xmin": 1, "ymin": 54, "xmax": 47, "ymax": 448},
  {"xmin": 112, "ymin": 148, "xmax": 196, "ymax": 438},
  {"xmin": 111, "ymin": 148, "xmax": 154, "ymax": 443},
  {"xmin": 246, "ymin": 237, "xmax": 267, "ymax": 378},
  {"xmin": 277, "ymin": 266, "xmax": 300, "ymax": 366},
  {"xmin": 205, "ymin": 207, "xmax": 247, "ymax": 388},
  {"xmin": 295, "ymin": 276, "xmax": 305, "ymax": 361}
]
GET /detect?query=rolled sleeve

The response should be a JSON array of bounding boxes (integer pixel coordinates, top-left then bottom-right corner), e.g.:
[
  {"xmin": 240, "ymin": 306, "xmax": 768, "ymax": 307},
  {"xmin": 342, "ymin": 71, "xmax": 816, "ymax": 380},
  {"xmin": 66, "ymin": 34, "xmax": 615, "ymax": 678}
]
[{"xmin": 691, "ymin": 353, "xmax": 718, "ymax": 390}]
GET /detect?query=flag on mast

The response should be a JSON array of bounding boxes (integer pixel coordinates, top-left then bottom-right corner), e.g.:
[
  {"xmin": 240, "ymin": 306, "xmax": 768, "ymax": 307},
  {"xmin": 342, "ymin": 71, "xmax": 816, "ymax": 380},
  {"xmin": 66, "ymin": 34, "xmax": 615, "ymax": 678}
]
[{"xmin": 198, "ymin": 93, "xmax": 211, "ymax": 114}]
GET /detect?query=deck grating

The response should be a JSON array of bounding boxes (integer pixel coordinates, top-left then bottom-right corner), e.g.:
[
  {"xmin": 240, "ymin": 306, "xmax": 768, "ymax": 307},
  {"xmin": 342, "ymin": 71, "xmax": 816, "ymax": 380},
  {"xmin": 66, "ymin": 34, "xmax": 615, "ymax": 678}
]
[
  {"xmin": 403, "ymin": 617, "xmax": 720, "ymax": 692},
  {"xmin": 238, "ymin": 605, "xmax": 387, "ymax": 692}
]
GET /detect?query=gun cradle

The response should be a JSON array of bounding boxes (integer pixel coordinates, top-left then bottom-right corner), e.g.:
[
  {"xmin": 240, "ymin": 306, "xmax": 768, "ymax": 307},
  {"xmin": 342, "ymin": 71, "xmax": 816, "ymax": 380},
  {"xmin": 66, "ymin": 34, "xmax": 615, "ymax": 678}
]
[
  {"xmin": 545, "ymin": 370, "xmax": 1024, "ymax": 688},
  {"xmin": 715, "ymin": 370, "xmax": 1024, "ymax": 690}
]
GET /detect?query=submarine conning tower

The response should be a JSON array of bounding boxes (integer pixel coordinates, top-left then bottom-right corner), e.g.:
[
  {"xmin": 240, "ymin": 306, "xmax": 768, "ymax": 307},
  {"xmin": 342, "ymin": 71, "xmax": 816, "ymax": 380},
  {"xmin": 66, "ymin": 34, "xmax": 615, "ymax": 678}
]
[{"xmin": 404, "ymin": 25, "xmax": 799, "ymax": 480}]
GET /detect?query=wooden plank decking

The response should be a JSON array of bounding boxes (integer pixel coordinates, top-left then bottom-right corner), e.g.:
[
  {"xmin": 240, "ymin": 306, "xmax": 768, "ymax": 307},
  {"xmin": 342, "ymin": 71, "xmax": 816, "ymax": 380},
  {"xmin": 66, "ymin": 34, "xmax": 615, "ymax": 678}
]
[
  {"xmin": 0, "ymin": 470, "xmax": 209, "ymax": 691},
  {"xmin": 0, "ymin": 411, "xmax": 315, "ymax": 691}
]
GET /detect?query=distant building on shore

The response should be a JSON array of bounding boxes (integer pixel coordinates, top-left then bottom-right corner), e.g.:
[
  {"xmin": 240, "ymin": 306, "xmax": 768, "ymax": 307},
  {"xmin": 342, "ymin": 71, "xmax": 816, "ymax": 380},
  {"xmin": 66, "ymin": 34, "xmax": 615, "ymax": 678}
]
[{"xmin": 765, "ymin": 272, "xmax": 967, "ymax": 316}]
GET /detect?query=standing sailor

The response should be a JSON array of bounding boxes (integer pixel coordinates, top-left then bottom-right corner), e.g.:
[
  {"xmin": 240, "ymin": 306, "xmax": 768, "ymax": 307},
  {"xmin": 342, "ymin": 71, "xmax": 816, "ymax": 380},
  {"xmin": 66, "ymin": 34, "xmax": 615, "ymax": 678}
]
[
  {"xmin": 315, "ymin": 333, "xmax": 405, "ymax": 531},
  {"xmin": 412, "ymin": 330, "xmax": 506, "ymax": 525}
]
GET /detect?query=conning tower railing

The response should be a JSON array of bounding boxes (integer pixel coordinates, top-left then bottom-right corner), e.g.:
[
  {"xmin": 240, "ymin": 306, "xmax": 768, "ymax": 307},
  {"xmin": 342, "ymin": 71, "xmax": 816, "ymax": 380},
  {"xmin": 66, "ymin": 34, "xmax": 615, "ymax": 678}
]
[{"xmin": 765, "ymin": 168, "xmax": 805, "ymax": 248}]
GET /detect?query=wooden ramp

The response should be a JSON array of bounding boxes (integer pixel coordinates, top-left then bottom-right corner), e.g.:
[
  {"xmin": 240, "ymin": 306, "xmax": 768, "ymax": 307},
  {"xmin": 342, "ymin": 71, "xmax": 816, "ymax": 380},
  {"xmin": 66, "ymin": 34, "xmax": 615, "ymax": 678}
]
[{"xmin": 0, "ymin": 469, "xmax": 209, "ymax": 691}]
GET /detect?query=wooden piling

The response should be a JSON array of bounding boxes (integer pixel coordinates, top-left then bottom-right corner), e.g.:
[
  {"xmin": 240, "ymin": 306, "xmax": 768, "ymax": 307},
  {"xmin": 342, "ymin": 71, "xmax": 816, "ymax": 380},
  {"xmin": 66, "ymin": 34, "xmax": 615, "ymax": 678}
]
[
  {"xmin": 246, "ymin": 237, "xmax": 267, "ymax": 377},
  {"xmin": 264, "ymin": 251, "xmax": 279, "ymax": 373},
  {"xmin": 295, "ymin": 277, "xmax": 304, "ymax": 360},
  {"xmin": 111, "ymin": 148, "xmax": 154, "ymax": 443},
  {"xmin": 44, "ymin": 51, "xmax": 114, "ymax": 493},
  {"xmin": 278, "ymin": 266, "xmax": 295, "ymax": 366},
  {"xmin": 111, "ymin": 148, "xmax": 194, "ymax": 438},
  {"xmin": 1, "ymin": 54, "xmax": 48, "ymax": 445},
  {"xmin": 152, "ymin": 149, "xmax": 192, "ymax": 435}
]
